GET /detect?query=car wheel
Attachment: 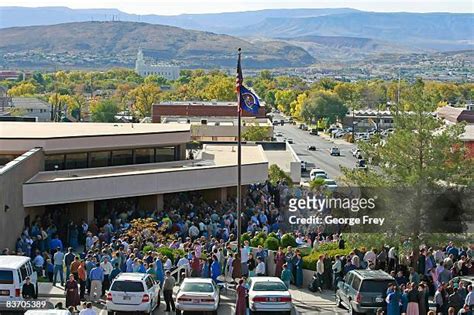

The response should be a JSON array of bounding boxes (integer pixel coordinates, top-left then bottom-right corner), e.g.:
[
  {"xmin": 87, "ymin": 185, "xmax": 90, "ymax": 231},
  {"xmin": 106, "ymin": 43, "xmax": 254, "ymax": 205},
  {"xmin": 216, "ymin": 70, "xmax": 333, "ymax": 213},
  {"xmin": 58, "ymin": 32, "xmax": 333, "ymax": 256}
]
[
  {"xmin": 156, "ymin": 294, "xmax": 160, "ymax": 308},
  {"xmin": 348, "ymin": 301, "xmax": 358, "ymax": 315},
  {"xmin": 107, "ymin": 312, "xmax": 114, "ymax": 315},
  {"xmin": 335, "ymin": 292, "xmax": 342, "ymax": 307}
]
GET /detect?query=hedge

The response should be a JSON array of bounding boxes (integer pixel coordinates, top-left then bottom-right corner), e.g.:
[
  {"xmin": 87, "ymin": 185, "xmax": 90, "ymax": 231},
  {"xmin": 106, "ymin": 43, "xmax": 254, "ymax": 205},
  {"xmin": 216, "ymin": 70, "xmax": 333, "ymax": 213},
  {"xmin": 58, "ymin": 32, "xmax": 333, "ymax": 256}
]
[
  {"xmin": 264, "ymin": 237, "xmax": 280, "ymax": 251},
  {"xmin": 281, "ymin": 233, "xmax": 297, "ymax": 248},
  {"xmin": 302, "ymin": 248, "xmax": 352, "ymax": 271}
]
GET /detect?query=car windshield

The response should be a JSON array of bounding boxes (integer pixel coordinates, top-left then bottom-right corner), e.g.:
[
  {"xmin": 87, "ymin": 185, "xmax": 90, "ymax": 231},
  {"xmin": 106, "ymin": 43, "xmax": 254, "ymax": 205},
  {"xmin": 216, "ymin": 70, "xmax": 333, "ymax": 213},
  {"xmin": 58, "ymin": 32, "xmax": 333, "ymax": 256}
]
[
  {"xmin": 111, "ymin": 280, "xmax": 144, "ymax": 292},
  {"xmin": 325, "ymin": 180, "xmax": 336, "ymax": 185},
  {"xmin": 253, "ymin": 281, "xmax": 287, "ymax": 291},
  {"xmin": 360, "ymin": 280, "xmax": 392, "ymax": 293},
  {"xmin": 0, "ymin": 270, "xmax": 13, "ymax": 284},
  {"xmin": 181, "ymin": 282, "xmax": 214, "ymax": 293}
]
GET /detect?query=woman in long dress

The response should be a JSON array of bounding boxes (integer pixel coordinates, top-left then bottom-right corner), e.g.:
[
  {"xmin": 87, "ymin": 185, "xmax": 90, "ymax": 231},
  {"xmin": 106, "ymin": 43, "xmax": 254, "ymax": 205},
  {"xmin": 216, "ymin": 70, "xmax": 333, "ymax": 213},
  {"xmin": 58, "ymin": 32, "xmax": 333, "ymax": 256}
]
[
  {"xmin": 232, "ymin": 253, "xmax": 241, "ymax": 280},
  {"xmin": 406, "ymin": 283, "xmax": 420, "ymax": 315},
  {"xmin": 65, "ymin": 274, "xmax": 80, "ymax": 310},
  {"xmin": 386, "ymin": 285, "xmax": 401, "ymax": 315},
  {"xmin": 235, "ymin": 278, "xmax": 247, "ymax": 315},
  {"xmin": 274, "ymin": 247, "xmax": 285, "ymax": 278},
  {"xmin": 295, "ymin": 254, "xmax": 303, "ymax": 288},
  {"xmin": 211, "ymin": 256, "xmax": 221, "ymax": 282}
]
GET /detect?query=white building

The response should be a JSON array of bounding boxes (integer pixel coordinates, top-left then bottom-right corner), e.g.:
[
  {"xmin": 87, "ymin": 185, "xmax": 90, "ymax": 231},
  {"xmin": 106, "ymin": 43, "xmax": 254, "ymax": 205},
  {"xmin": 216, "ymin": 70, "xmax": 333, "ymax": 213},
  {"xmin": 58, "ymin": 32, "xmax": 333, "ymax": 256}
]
[{"xmin": 135, "ymin": 49, "xmax": 180, "ymax": 80}]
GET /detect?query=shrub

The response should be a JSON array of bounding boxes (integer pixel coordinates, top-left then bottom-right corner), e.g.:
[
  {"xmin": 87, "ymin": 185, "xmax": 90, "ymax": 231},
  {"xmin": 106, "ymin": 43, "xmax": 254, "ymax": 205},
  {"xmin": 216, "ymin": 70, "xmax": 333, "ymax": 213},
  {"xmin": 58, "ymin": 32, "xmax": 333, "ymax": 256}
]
[
  {"xmin": 264, "ymin": 237, "xmax": 280, "ymax": 251},
  {"xmin": 302, "ymin": 248, "xmax": 352, "ymax": 270},
  {"xmin": 281, "ymin": 233, "xmax": 297, "ymax": 248},
  {"xmin": 250, "ymin": 236, "xmax": 265, "ymax": 248},
  {"xmin": 314, "ymin": 242, "xmax": 339, "ymax": 252},
  {"xmin": 255, "ymin": 231, "xmax": 267, "ymax": 240},
  {"xmin": 241, "ymin": 232, "xmax": 252, "ymax": 244},
  {"xmin": 157, "ymin": 247, "xmax": 175, "ymax": 262},
  {"xmin": 268, "ymin": 232, "xmax": 279, "ymax": 240},
  {"xmin": 142, "ymin": 245, "xmax": 155, "ymax": 253}
]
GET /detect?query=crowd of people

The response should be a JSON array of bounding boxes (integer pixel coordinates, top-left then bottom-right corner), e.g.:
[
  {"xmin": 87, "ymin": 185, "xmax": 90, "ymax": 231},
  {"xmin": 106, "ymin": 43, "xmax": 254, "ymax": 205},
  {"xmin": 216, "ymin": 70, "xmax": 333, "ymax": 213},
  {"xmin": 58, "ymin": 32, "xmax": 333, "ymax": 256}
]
[{"xmin": 2, "ymin": 180, "xmax": 474, "ymax": 315}]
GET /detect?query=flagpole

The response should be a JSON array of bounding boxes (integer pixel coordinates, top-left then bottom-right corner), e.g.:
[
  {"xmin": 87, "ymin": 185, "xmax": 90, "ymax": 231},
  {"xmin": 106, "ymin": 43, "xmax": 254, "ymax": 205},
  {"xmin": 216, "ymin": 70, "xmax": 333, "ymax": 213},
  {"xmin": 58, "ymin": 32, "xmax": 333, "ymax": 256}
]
[{"xmin": 236, "ymin": 48, "xmax": 242, "ymax": 274}]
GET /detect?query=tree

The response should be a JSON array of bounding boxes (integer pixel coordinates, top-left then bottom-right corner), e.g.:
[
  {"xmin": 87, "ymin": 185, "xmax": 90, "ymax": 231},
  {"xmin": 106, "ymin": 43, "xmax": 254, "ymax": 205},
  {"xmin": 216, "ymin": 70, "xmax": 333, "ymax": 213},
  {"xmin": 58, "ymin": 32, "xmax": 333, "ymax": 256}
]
[
  {"xmin": 7, "ymin": 82, "xmax": 37, "ymax": 96},
  {"xmin": 268, "ymin": 164, "xmax": 293, "ymax": 187},
  {"xmin": 144, "ymin": 75, "xmax": 169, "ymax": 86},
  {"xmin": 342, "ymin": 79, "xmax": 473, "ymax": 257},
  {"xmin": 242, "ymin": 125, "xmax": 271, "ymax": 141},
  {"xmin": 275, "ymin": 90, "xmax": 298, "ymax": 114},
  {"xmin": 129, "ymin": 84, "xmax": 161, "ymax": 118},
  {"xmin": 301, "ymin": 90, "xmax": 347, "ymax": 124},
  {"xmin": 48, "ymin": 93, "xmax": 70, "ymax": 122},
  {"xmin": 90, "ymin": 99, "xmax": 119, "ymax": 122}
]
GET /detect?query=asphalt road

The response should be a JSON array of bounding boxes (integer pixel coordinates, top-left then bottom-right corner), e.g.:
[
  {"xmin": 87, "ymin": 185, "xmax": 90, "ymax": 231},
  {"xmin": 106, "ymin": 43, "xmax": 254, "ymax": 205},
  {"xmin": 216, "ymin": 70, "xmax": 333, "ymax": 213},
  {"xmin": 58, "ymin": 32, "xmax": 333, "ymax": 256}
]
[{"xmin": 272, "ymin": 116, "xmax": 357, "ymax": 181}]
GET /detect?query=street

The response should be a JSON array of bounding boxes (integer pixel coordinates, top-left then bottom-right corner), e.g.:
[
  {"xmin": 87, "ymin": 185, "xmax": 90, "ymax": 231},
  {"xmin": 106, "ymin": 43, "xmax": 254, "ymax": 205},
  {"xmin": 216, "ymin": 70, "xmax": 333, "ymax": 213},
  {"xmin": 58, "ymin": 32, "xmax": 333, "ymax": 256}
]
[
  {"xmin": 272, "ymin": 115, "xmax": 357, "ymax": 181},
  {"xmin": 42, "ymin": 287, "xmax": 347, "ymax": 315}
]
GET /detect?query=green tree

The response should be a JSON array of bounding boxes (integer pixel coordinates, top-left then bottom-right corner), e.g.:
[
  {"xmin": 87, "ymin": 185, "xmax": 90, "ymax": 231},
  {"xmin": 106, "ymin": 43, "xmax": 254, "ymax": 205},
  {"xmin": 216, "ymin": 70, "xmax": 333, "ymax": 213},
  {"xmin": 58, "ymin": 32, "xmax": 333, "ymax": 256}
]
[
  {"xmin": 242, "ymin": 125, "xmax": 271, "ymax": 141},
  {"xmin": 342, "ymin": 79, "xmax": 473, "ymax": 257},
  {"xmin": 274, "ymin": 90, "xmax": 298, "ymax": 114},
  {"xmin": 90, "ymin": 99, "xmax": 119, "ymax": 122},
  {"xmin": 301, "ymin": 90, "xmax": 347, "ymax": 124},
  {"xmin": 268, "ymin": 164, "xmax": 293, "ymax": 186},
  {"xmin": 144, "ymin": 75, "xmax": 169, "ymax": 86}
]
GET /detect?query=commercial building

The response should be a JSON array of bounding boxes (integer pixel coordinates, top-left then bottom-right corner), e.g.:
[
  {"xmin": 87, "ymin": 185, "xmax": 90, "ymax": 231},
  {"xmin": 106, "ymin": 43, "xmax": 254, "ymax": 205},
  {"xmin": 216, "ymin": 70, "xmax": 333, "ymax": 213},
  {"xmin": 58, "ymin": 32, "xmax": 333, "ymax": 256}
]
[
  {"xmin": 343, "ymin": 110, "xmax": 394, "ymax": 130},
  {"xmin": 0, "ymin": 122, "xmax": 268, "ymax": 250},
  {"xmin": 153, "ymin": 101, "xmax": 270, "ymax": 141}
]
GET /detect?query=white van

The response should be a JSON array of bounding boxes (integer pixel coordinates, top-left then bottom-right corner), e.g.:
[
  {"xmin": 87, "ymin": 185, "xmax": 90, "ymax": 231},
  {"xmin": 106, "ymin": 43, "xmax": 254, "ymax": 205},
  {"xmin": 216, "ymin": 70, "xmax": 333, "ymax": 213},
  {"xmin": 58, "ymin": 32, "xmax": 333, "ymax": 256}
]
[{"xmin": 0, "ymin": 255, "xmax": 38, "ymax": 302}]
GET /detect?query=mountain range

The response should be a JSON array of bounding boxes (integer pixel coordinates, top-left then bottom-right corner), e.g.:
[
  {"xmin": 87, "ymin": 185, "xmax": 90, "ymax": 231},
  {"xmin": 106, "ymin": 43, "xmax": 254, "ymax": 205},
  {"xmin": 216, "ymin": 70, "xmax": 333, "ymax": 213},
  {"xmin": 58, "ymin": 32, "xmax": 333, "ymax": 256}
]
[{"xmin": 0, "ymin": 6, "xmax": 472, "ymax": 69}]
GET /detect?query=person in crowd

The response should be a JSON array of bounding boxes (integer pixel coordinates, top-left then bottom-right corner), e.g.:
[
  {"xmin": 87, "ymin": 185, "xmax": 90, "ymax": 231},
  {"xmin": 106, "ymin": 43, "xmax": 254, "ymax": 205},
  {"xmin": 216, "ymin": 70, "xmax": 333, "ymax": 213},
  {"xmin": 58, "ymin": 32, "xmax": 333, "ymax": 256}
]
[
  {"xmin": 70, "ymin": 256, "xmax": 81, "ymax": 281},
  {"xmin": 255, "ymin": 257, "xmax": 265, "ymax": 276},
  {"xmin": 211, "ymin": 255, "xmax": 221, "ymax": 282},
  {"xmin": 235, "ymin": 278, "xmax": 247, "ymax": 315},
  {"xmin": 22, "ymin": 276, "xmax": 36, "ymax": 299},
  {"xmin": 77, "ymin": 260, "xmax": 87, "ymax": 301},
  {"xmin": 79, "ymin": 302, "xmax": 96, "ymax": 315},
  {"xmin": 274, "ymin": 247, "xmax": 285, "ymax": 278},
  {"xmin": 100, "ymin": 256, "xmax": 113, "ymax": 295},
  {"xmin": 295, "ymin": 253, "xmax": 303, "ymax": 288},
  {"xmin": 247, "ymin": 253, "xmax": 256, "ymax": 277},
  {"xmin": 281, "ymin": 264, "xmax": 293, "ymax": 289},
  {"xmin": 65, "ymin": 274, "xmax": 80, "ymax": 310},
  {"xmin": 163, "ymin": 270, "xmax": 176, "ymax": 312},
  {"xmin": 64, "ymin": 247, "xmax": 75, "ymax": 279},
  {"xmin": 89, "ymin": 263, "xmax": 104, "ymax": 302},
  {"xmin": 316, "ymin": 254, "xmax": 324, "ymax": 290},
  {"xmin": 435, "ymin": 284, "xmax": 446, "ymax": 315},
  {"xmin": 385, "ymin": 283, "xmax": 400, "ymax": 315},
  {"xmin": 53, "ymin": 247, "xmax": 65, "ymax": 286}
]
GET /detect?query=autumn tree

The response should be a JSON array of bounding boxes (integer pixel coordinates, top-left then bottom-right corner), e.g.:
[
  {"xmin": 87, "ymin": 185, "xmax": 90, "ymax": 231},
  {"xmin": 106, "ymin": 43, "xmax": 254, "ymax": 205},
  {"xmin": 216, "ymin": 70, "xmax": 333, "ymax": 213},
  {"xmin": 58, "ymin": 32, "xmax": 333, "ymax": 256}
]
[
  {"xmin": 301, "ymin": 90, "xmax": 347, "ymax": 124},
  {"xmin": 7, "ymin": 82, "xmax": 37, "ymax": 96},
  {"xmin": 129, "ymin": 84, "xmax": 161, "ymax": 118}
]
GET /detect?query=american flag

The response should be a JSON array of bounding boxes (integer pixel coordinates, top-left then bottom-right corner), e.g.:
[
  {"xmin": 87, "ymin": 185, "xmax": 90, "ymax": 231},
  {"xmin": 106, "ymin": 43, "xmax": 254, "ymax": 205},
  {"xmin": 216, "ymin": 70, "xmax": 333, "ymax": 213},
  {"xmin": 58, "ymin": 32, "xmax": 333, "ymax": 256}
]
[{"xmin": 236, "ymin": 48, "xmax": 243, "ymax": 93}]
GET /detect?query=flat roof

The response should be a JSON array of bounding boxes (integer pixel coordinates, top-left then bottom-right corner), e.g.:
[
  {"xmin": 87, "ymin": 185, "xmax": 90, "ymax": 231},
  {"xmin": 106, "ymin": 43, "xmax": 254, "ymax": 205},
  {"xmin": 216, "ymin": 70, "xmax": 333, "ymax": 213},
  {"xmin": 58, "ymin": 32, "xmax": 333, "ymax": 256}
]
[
  {"xmin": 0, "ymin": 122, "xmax": 191, "ymax": 139},
  {"xmin": 27, "ymin": 144, "xmax": 267, "ymax": 184}
]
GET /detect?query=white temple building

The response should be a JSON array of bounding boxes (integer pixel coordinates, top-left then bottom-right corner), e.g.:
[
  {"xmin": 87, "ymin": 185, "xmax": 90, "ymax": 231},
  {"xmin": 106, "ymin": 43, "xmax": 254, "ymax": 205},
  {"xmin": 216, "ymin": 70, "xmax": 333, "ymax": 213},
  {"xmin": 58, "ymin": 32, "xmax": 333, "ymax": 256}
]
[{"xmin": 135, "ymin": 49, "xmax": 180, "ymax": 80}]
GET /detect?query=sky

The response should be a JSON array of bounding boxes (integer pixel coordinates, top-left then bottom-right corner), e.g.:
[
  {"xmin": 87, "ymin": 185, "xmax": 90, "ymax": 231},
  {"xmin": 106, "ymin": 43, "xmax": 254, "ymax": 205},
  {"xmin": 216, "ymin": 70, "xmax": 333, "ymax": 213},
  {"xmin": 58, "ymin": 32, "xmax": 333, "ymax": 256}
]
[{"xmin": 0, "ymin": 0, "xmax": 472, "ymax": 15}]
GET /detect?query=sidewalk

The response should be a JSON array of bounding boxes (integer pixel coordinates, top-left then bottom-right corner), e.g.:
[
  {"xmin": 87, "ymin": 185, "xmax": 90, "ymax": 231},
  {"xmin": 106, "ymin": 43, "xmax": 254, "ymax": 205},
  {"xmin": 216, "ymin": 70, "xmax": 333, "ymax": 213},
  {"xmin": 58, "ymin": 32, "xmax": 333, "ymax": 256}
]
[
  {"xmin": 38, "ymin": 282, "xmax": 66, "ymax": 298},
  {"xmin": 318, "ymin": 132, "xmax": 351, "ymax": 146}
]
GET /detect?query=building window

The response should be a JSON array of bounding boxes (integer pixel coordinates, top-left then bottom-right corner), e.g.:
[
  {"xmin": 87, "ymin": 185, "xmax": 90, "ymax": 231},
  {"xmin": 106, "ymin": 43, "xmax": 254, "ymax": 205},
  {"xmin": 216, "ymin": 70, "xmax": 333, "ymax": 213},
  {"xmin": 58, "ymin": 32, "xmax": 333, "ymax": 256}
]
[
  {"xmin": 111, "ymin": 149, "xmax": 133, "ymax": 166},
  {"xmin": 45, "ymin": 154, "xmax": 65, "ymax": 171},
  {"xmin": 65, "ymin": 152, "xmax": 88, "ymax": 169},
  {"xmin": 134, "ymin": 148, "xmax": 155, "ymax": 164},
  {"xmin": 155, "ymin": 147, "xmax": 175, "ymax": 162},
  {"xmin": 89, "ymin": 151, "xmax": 110, "ymax": 168}
]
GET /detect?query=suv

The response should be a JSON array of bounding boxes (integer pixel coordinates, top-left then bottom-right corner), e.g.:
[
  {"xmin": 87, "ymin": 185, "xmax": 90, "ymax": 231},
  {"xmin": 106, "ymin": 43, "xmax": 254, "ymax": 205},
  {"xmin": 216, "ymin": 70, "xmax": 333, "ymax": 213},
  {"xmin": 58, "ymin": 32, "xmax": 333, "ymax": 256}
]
[
  {"xmin": 106, "ymin": 273, "xmax": 161, "ymax": 315},
  {"xmin": 336, "ymin": 270, "xmax": 395, "ymax": 314},
  {"xmin": 330, "ymin": 147, "xmax": 341, "ymax": 156}
]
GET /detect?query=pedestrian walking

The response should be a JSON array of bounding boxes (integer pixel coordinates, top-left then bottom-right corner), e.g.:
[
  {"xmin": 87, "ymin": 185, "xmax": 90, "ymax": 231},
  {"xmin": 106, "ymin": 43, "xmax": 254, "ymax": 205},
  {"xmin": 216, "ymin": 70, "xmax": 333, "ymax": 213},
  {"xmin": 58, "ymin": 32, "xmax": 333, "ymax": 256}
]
[
  {"xmin": 163, "ymin": 270, "xmax": 176, "ymax": 312},
  {"xmin": 65, "ymin": 274, "xmax": 80, "ymax": 310}
]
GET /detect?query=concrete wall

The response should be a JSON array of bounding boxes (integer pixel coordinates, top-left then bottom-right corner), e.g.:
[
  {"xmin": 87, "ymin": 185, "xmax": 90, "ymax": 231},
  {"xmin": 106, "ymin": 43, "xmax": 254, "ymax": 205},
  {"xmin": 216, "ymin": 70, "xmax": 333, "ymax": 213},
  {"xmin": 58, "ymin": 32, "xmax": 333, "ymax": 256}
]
[
  {"xmin": 0, "ymin": 148, "xmax": 44, "ymax": 250},
  {"xmin": 191, "ymin": 124, "xmax": 273, "ymax": 141},
  {"xmin": 23, "ymin": 162, "xmax": 268, "ymax": 207}
]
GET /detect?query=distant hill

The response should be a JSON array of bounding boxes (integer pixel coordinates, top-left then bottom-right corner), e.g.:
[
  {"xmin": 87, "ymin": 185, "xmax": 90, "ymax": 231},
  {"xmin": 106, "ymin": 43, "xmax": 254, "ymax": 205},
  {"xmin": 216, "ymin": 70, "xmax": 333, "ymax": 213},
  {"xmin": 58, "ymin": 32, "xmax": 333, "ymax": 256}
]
[
  {"xmin": 0, "ymin": 6, "xmax": 358, "ymax": 31},
  {"xmin": 280, "ymin": 35, "xmax": 422, "ymax": 61},
  {"xmin": 0, "ymin": 21, "xmax": 315, "ymax": 68},
  {"xmin": 231, "ymin": 12, "xmax": 474, "ymax": 51}
]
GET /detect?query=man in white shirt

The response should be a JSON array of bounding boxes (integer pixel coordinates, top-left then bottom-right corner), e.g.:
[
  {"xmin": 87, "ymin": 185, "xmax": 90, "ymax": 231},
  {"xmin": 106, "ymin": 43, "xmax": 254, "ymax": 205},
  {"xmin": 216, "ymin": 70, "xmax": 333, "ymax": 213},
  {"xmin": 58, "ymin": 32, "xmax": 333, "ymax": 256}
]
[
  {"xmin": 255, "ymin": 257, "xmax": 266, "ymax": 276},
  {"xmin": 316, "ymin": 255, "xmax": 324, "ymax": 290},
  {"xmin": 465, "ymin": 285, "xmax": 473, "ymax": 309},
  {"xmin": 177, "ymin": 256, "xmax": 190, "ymax": 276},
  {"xmin": 240, "ymin": 241, "xmax": 250, "ymax": 276},
  {"xmin": 79, "ymin": 302, "xmax": 97, "ymax": 315},
  {"xmin": 100, "ymin": 257, "xmax": 113, "ymax": 295},
  {"xmin": 332, "ymin": 255, "xmax": 342, "ymax": 290},
  {"xmin": 363, "ymin": 249, "xmax": 377, "ymax": 266}
]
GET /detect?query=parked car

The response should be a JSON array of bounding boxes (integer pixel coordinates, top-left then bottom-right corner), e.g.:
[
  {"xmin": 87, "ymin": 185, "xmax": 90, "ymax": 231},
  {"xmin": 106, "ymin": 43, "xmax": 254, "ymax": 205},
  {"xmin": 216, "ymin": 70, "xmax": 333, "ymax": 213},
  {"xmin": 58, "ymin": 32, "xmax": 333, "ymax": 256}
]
[
  {"xmin": 275, "ymin": 132, "xmax": 283, "ymax": 137},
  {"xmin": 336, "ymin": 270, "xmax": 395, "ymax": 315},
  {"xmin": 309, "ymin": 168, "xmax": 327, "ymax": 181},
  {"xmin": 323, "ymin": 179, "xmax": 338, "ymax": 191},
  {"xmin": 300, "ymin": 161, "xmax": 307, "ymax": 172},
  {"xmin": 329, "ymin": 147, "xmax": 341, "ymax": 156},
  {"xmin": 355, "ymin": 159, "xmax": 368, "ymax": 170},
  {"xmin": 0, "ymin": 256, "xmax": 38, "ymax": 305},
  {"xmin": 287, "ymin": 138, "xmax": 294, "ymax": 144},
  {"xmin": 309, "ymin": 128, "xmax": 319, "ymax": 135},
  {"xmin": 307, "ymin": 145, "xmax": 316, "ymax": 151},
  {"xmin": 301, "ymin": 124, "xmax": 308, "ymax": 131},
  {"xmin": 106, "ymin": 273, "xmax": 160, "ymax": 315},
  {"xmin": 248, "ymin": 277, "xmax": 292, "ymax": 315},
  {"xmin": 176, "ymin": 278, "xmax": 220, "ymax": 315}
]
